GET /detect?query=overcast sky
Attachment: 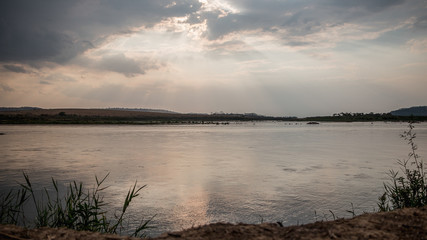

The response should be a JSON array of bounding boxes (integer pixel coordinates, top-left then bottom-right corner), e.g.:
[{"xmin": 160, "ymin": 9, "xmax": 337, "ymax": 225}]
[{"xmin": 1, "ymin": 0, "xmax": 426, "ymax": 117}]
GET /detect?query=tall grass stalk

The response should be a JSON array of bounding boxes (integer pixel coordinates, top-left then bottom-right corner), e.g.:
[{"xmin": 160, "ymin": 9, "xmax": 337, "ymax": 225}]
[
  {"xmin": 1, "ymin": 173, "xmax": 151, "ymax": 237},
  {"xmin": 378, "ymin": 122, "xmax": 427, "ymax": 211},
  {"xmin": 0, "ymin": 187, "xmax": 28, "ymax": 225}
]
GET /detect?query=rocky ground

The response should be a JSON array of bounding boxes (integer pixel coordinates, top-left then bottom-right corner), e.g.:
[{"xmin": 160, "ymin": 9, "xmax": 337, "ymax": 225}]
[{"xmin": 1, "ymin": 206, "xmax": 426, "ymax": 239}]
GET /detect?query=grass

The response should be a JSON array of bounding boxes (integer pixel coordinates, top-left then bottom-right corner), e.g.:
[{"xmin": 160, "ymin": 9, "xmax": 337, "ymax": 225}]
[
  {"xmin": 0, "ymin": 186, "xmax": 27, "ymax": 225},
  {"xmin": 0, "ymin": 173, "xmax": 152, "ymax": 238},
  {"xmin": 378, "ymin": 122, "xmax": 427, "ymax": 211}
]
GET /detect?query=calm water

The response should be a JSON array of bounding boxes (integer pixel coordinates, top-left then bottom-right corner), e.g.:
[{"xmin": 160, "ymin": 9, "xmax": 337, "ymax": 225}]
[{"xmin": 1, "ymin": 122, "xmax": 426, "ymax": 236}]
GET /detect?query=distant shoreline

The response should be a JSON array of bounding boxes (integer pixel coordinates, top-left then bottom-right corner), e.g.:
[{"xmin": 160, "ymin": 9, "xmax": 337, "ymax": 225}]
[{"xmin": 0, "ymin": 108, "xmax": 426, "ymax": 124}]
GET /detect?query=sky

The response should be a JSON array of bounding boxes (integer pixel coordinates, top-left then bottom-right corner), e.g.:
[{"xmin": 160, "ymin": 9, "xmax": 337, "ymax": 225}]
[{"xmin": 1, "ymin": 0, "xmax": 426, "ymax": 117}]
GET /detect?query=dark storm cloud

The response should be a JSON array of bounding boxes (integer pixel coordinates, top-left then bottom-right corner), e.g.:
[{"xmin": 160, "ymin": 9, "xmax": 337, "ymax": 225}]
[
  {"xmin": 0, "ymin": 1, "xmax": 93, "ymax": 63},
  {"xmin": 0, "ymin": 0, "xmax": 202, "ymax": 64},
  {"xmin": 3, "ymin": 64, "xmax": 28, "ymax": 73}
]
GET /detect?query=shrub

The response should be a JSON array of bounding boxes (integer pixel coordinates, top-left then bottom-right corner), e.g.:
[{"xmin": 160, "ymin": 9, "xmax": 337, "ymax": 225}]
[{"xmin": 378, "ymin": 122, "xmax": 426, "ymax": 211}]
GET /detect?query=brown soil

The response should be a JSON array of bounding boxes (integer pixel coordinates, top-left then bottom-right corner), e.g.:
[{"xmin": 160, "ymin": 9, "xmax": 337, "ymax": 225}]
[
  {"xmin": 0, "ymin": 225, "xmax": 140, "ymax": 240},
  {"xmin": 1, "ymin": 206, "xmax": 427, "ymax": 240}
]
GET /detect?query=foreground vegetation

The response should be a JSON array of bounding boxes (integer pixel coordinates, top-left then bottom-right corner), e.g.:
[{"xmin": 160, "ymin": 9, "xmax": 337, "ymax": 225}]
[
  {"xmin": 0, "ymin": 173, "xmax": 151, "ymax": 237},
  {"xmin": 378, "ymin": 122, "xmax": 427, "ymax": 211}
]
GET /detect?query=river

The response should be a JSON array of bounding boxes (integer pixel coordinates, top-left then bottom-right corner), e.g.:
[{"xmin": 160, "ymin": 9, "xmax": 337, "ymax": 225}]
[{"xmin": 1, "ymin": 122, "xmax": 426, "ymax": 236}]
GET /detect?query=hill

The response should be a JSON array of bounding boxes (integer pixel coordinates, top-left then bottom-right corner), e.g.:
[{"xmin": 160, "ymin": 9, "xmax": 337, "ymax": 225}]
[
  {"xmin": 0, "ymin": 107, "xmax": 41, "ymax": 111},
  {"xmin": 390, "ymin": 106, "xmax": 427, "ymax": 116},
  {"xmin": 0, "ymin": 108, "xmax": 287, "ymax": 124}
]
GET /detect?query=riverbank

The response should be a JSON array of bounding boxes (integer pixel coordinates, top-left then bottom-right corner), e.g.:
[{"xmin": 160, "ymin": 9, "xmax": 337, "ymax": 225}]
[
  {"xmin": 1, "ymin": 108, "xmax": 425, "ymax": 124},
  {"xmin": 1, "ymin": 206, "xmax": 426, "ymax": 239},
  {"xmin": 0, "ymin": 108, "xmax": 289, "ymax": 124}
]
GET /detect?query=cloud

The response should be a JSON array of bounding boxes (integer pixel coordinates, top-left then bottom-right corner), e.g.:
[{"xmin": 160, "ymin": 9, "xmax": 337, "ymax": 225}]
[
  {"xmin": 414, "ymin": 15, "xmax": 427, "ymax": 30},
  {"xmin": 43, "ymin": 73, "xmax": 77, "ymax": 83},
  {"xmin": 1, "ymin": 0, "xmax": 421, "ymax": 67},
  {"xmin": 39, "ymin": 80, "xmax": 51, "ymax": 85},
  {"xmin": 204, "ymin": 39, "xmax": 262, "ymax": 59},
  {"xmin": 96, "ymin": 53, "xmax": 160, "ymax": 77},
  {"xmin": 0, "ymin": 0, "xmax": 202, "ymax": 65},
  {"xmin": 192, "ymin": 0, "xmax": 414, "ymax": 49},
  {"xmin": 0, "ymin": 1, "xmax": 95, "ymax": 64},
  {"xmin": 74, "ymin": 53, "xmax": 162, "ymax": 77},
  {"xmin": 326, "ymin": 0, "xmax": 405, "ymax": 12},
  {"xmin": 2, "ymin": 64, "xmax": 28, "ymax": 73},
  {"xmin": 0, "ymin": 83, "xmax": 13, "ymax": 92},
  {"xmin": 407, "ymin": 38, "xmax": 427, "ymax": 53}
]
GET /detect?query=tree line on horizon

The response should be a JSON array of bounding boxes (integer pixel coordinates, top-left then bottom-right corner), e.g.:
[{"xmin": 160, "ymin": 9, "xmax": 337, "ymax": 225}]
[{"xmin": 0, "ymin": 106, "xmax": 426, "ymax": 123}]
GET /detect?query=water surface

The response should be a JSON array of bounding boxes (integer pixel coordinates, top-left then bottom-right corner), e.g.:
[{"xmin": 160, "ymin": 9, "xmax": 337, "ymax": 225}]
[{"xmin": 1, "ymin": 122, "xmax": 426, "ymax": 236}]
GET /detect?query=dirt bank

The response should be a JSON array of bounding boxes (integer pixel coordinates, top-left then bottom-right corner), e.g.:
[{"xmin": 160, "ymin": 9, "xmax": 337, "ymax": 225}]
[{"xmin": 1, "ymin": 206, "xmax": 426, "ymax": 239}]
